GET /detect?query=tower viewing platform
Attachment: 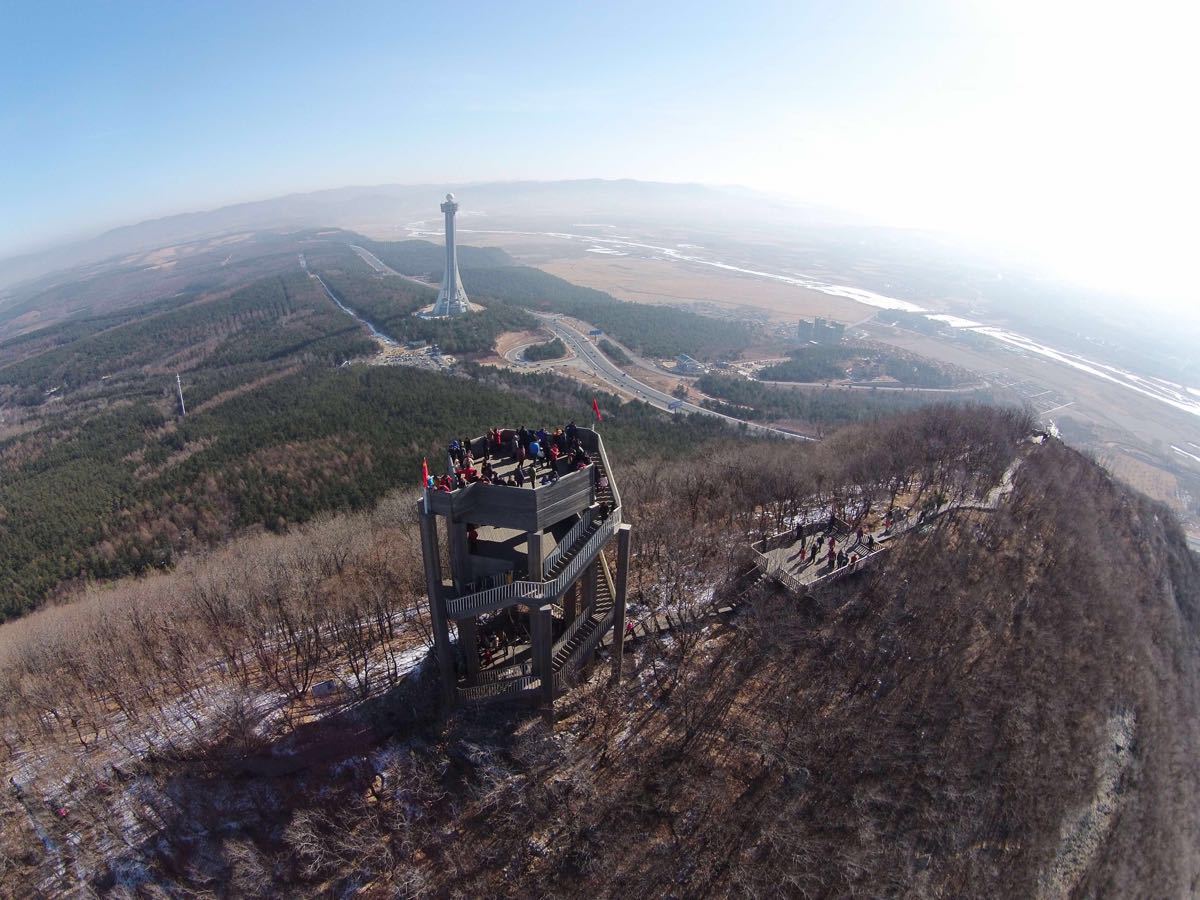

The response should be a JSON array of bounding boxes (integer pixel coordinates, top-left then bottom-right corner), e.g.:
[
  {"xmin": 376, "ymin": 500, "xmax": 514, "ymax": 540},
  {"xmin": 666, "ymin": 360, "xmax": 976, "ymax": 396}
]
[{"xmin": 418, "ymin": 425, "xmax": 632, "ymax": 712}]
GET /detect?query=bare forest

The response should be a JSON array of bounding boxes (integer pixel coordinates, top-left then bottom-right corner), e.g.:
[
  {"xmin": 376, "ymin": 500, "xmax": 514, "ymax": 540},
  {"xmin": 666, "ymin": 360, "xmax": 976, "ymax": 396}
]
[{"xmin": 1, "ymin": 405, "xmax": 1197, "ymax": 897}]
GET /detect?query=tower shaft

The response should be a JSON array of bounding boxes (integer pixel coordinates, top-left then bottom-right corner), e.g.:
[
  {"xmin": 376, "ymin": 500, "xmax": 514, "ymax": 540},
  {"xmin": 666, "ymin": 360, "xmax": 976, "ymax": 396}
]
[{"xmin": 433, "ymin": 194, "xmax": 470, "ymax": 316}]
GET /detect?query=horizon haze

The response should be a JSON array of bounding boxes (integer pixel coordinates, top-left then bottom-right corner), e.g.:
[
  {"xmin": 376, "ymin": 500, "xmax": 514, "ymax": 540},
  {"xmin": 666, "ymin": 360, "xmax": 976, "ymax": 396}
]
[{"xmin": 2, "ymin": 0, "xmax": 1198, "ymax": 313}]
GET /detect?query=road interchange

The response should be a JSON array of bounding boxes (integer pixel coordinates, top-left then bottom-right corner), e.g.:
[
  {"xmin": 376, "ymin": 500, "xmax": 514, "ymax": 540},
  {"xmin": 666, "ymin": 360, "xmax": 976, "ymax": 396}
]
[{"xmin": 530, "ymin": 313, "xmax": 813, "ymax": 441}]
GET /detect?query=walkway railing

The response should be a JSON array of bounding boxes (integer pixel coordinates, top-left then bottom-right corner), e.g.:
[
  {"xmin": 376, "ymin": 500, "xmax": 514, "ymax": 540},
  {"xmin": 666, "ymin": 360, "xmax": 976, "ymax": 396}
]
[
  {"xmin": 456, "ymin": 674, "xmax": 538, "ymax": 702},
  {"xmin": 552, "ymin": 552, "xmax": 616, "ymax": 689},
  {"xmin": 472, "ymin": 658, "xmax": 533, "ymax": 684},
  {"xmin": 751, "ymin": 488, "xmax": 1003, "ymax": 595},
  {"xmin": 803, "ymin": 545, "xmax": 889, "ymax": 590},
  {"xmin": 756, "ymin": 552, "xmax": 808, "ymax": 595},
  {"xmin": 596, "ymin": 434, "xmax": 621, "ymax": 511},
  {"xmin": 552, "ymin": 512, "xmax": 618, "ymax": 597}
]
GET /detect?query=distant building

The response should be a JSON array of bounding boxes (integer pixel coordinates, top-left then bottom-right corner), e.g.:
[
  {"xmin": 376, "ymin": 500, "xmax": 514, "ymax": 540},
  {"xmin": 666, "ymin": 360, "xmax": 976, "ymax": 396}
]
[
  {"xmin": 431, "ymin": 193, "xmax": 470, "ymax": 317},
  {"xmin": 797, "ymin": 317, "xmax": 846, "ymax": 344},
  {"xmin": 674, "ymin": 354, "xmax": 707, "ymax": 375}
]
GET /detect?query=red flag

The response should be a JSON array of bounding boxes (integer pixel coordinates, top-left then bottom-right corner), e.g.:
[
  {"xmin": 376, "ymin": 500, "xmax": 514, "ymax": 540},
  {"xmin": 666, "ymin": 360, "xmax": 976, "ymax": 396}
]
[
  {"xmin": 421, "ymin": 457, "xmax": 429, "ymax": 486},
  {"xmin": 591, "ymin": 397, "xmax": 602, "ymax": 421}
]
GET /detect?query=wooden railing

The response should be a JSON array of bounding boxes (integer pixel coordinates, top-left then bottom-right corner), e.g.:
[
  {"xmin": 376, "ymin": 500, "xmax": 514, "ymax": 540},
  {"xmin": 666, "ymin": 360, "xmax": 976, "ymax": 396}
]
[
  {"xmin": 552, "ymin": 553, "xmax": 616, "ymax": 689},
  {"xmin": 750, "ymin": 519, "xmax": 849, "ymax": 555},
  {"xmin": 456, "ymin": 674, "xmax": 539, "ymax": 702},
  {"xmin": 471, "ymin": 658, "xmax": 533, "ymax": 684},
  {"xmin": 553, "ymin": 606, "xmax": 615, "ymax": 691},
  {"xmin": 755, "ymin": 552, "xmax": 808, "ymax": 595},
  {"xmin": 804, "ymin": 545, "xmax": 889, "ymax": 590},
  {"xmin": 444, "ymin": 580, "xmax": 537, "ymax": 619},
  {"xmin": 593, "ymin": 431, "xmax": 621, "ymax": 511}
]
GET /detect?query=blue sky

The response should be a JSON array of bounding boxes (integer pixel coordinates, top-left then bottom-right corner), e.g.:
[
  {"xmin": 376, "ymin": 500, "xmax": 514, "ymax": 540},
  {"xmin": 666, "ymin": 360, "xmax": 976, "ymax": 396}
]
[
  {"xmin": 0, "ymin": 0, "xmax": 921, "ymax": 243},
  {"xmin": 1, "ymin": 1, "xmax": 1196, "ymax": 301}
]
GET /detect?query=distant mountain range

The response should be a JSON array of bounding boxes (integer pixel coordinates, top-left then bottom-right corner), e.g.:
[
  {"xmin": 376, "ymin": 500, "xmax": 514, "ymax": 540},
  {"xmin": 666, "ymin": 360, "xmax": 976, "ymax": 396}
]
[{"xmin": 0, "ymin": 179, "xmax": 858, "ymax": 291}]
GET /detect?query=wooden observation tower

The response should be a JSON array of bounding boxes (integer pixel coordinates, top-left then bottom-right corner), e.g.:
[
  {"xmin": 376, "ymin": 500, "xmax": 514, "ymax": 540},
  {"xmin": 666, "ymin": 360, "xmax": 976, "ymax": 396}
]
[{"xmin": 417, "ymin": 427, "xmax": 632, "ymax": 714}]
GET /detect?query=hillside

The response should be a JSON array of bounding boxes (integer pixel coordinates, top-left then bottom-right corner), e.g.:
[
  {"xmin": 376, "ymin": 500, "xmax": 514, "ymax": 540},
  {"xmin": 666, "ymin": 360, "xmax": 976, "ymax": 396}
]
[
  {"xmin": 419, "ymin": 438, "xmax": 1200, "ymax": 898},
  {"xmin": 0, "ymin": 407, "xmax": 1195, "ymax": 896}
]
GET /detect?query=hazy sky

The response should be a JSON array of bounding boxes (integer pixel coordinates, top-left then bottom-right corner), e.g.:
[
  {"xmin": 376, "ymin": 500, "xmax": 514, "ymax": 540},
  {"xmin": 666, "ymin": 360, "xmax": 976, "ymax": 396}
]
[{"xmin": 1, "ymin": 0, "xmax": 1196, "ymax": 301}]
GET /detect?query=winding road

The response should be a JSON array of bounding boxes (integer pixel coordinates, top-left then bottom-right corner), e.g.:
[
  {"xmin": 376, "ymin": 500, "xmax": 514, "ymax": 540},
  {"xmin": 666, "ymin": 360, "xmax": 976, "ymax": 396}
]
[{"xmin": 533, "ymin": 314, "xmax": 813, "ymax": 441}]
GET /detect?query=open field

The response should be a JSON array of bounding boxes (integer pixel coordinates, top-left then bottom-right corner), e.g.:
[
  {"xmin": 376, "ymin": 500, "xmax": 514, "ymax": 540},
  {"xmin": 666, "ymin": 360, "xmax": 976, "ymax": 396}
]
[
  {"xmin": 1102, "ymin": 451, "xmax": 1183, "ymax": 511},
  {"xmin": 539, "ymin": 255, "xmax": 867, "ymax": 323}
]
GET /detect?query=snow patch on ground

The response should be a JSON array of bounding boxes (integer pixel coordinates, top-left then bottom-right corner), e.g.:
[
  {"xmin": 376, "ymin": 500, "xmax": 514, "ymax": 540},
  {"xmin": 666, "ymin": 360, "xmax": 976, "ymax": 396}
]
[{"xmin": 1171, "ymin": 445, "xmax": 1200, "ymax": 464}]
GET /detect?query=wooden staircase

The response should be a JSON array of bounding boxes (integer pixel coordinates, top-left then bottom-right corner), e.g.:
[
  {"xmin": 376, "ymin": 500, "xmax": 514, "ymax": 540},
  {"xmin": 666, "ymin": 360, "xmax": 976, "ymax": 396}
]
[
  {"xmin": 541, "ymin": 452, "xmax": 614, "ymax": 582},
  {"xmin": 544, "ymin": 515, "xmax": 602, "ymax": 581},
  {"xmin": 590, "ymin": 451, "xmax": 614, "ymax": 505},
  {"xmin": 552, "ymin": 553, "xmax": 615, "ymax": 672}
]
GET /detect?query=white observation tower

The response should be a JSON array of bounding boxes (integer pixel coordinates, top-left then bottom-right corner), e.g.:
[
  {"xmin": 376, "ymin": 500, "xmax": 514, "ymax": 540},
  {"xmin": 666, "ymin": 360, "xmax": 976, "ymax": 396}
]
[{"xmin": 432, "ymin": 193, "xmax": 470, "ymax": 317}]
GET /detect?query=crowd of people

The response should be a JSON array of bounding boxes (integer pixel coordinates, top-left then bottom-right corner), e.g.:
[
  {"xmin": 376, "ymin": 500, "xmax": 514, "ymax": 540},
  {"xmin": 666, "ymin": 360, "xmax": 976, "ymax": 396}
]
[
  {"xmin": 429, "ymin": 422, "xmax": 593, "ymax": 492},
  {"xmin": 789, "ymin": 515, "xmax": 880, "ymax": 575}
]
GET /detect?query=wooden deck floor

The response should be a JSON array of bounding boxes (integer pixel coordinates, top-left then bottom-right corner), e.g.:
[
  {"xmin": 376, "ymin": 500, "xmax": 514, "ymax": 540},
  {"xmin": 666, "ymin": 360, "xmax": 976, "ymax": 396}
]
[{"xmin": 761, "ymin": 529, "xmax": 885, "ymax": 586}]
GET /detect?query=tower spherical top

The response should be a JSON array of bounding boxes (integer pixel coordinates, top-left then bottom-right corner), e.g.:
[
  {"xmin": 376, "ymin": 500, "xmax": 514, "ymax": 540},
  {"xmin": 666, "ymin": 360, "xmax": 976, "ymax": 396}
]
[{"xmin": 446, "ymin": 192, "xmax": 455, "ymax": 202}]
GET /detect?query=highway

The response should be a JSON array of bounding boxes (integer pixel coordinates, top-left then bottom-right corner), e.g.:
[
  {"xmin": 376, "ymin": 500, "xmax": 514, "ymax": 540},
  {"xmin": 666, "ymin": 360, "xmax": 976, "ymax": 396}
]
[
  {"xmin": 759, "ymin": 379, "xmax": 986, "ymax": 394},
  {"xmin": 534, "ymin": 314, "xmax": 814, "ymax": 441}
]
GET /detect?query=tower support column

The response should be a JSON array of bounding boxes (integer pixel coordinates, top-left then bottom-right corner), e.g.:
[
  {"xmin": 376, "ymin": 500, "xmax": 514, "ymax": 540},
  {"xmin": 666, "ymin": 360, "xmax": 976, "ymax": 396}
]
[
  {"xmin": 417, "ymin": 501, "xmax": 455, "ymax": 706},
  {"xmin": 447, "ymin": 521, "xmax": 471, "ymax": 591},
  {"xmin": 446, "ymin": 519, "xmax": 478, "ymax": 679},
  {"xmin": 458, "ymin": 617, "xmax": 479, "ymax": 680},
  {"xmin": 532, "ymin": 604, "xmax": 555, "ymax": 721}
]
